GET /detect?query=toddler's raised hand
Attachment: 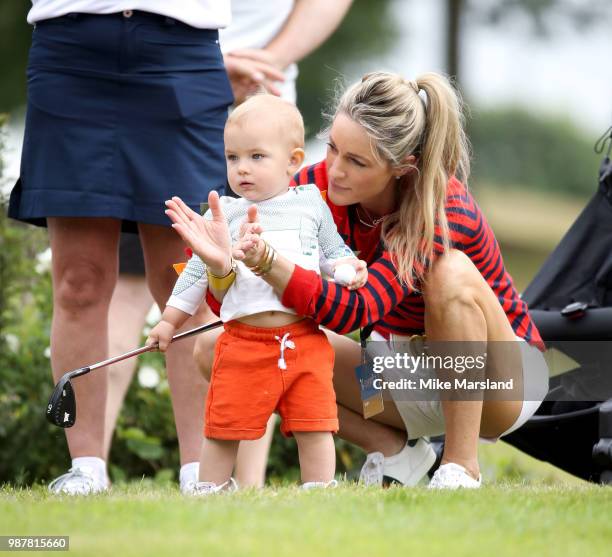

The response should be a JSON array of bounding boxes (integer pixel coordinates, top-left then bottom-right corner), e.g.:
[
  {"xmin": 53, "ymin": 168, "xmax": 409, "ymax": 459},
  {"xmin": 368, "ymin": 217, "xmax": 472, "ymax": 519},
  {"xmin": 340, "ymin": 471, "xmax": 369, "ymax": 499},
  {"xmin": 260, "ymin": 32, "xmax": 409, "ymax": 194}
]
[{"xmin": 165, "ymin": 192, "xmax": 232, "ymax": 276}]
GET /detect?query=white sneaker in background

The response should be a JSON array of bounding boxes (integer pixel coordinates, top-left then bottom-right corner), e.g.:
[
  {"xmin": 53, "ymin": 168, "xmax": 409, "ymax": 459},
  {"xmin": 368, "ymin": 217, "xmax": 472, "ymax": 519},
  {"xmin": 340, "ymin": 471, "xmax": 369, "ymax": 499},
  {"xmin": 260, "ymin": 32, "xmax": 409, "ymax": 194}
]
[
  {"xmin": 301, "ymin": 479, "xmax": 338, "ymax": 490},
  {"xmin": 181, "ymin": 479, "xmax": 199, "ymax": 496},
  {"xmin": 48, "ymin": 466, "xmax": 109, "ymax": 495},
  {"xmin": 359, "ymin": 438, "xmax": 436, "ymax": 487},
  {"xmin": 191, "ymin": 477, "xmax": 238, "ymax": 496},
  {"xmin": 359, "ymin": 452, "xmax": 385, "ymax": 486},
  {"xmin": 427, "ymin": 463, "xmax": 482, "ymax": 489}
]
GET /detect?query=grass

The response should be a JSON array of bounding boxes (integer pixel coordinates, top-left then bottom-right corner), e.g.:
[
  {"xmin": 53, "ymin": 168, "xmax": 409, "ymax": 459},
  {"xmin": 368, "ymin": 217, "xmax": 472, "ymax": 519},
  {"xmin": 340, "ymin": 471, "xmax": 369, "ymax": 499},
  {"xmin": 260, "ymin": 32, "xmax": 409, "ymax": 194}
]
[
  {"xmin": 0, "ymin": 442, "xmax": 606, "ymax": 557},
  {"xmin": 1, "ymin": 482, "xmax": 611, "ymax": 557}
]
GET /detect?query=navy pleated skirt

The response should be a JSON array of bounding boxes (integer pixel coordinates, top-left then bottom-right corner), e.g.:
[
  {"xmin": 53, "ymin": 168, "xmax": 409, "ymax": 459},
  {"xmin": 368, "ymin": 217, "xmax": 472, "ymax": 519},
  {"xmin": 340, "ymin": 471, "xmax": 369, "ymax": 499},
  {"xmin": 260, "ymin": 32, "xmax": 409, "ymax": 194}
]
[{"xmin": 9, "ymin": 11, "xmax": 233, "ymax": 232}]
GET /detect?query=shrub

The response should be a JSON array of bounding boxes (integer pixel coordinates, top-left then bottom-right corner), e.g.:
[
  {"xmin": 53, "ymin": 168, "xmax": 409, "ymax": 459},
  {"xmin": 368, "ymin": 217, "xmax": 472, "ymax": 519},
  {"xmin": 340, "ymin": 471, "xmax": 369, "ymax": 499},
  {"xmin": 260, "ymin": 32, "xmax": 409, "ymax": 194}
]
[{"xmin": 468, "ymin": 107, "xmax": 602, "ymax": 197}]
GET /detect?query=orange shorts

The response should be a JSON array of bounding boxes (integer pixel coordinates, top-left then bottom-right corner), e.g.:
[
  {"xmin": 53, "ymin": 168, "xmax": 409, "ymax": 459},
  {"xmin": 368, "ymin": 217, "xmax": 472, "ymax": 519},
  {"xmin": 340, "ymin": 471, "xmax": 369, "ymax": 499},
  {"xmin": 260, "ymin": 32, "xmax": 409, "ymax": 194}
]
[{"xmin": 205, "ymin": 318, "xmax": 338, "ymax": 440}]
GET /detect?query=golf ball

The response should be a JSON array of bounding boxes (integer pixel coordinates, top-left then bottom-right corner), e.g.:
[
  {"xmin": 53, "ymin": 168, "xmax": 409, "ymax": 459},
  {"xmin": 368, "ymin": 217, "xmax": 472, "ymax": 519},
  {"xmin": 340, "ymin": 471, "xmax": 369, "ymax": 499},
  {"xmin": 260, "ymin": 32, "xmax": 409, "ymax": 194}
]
[{"xmin": 334, "ymin": 263, "xmax": 357, "ymax": 285}]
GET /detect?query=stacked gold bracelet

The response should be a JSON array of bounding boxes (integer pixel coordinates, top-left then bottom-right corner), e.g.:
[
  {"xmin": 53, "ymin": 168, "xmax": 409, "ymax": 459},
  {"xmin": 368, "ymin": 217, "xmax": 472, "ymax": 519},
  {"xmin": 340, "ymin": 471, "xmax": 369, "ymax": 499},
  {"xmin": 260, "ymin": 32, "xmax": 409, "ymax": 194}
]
[
  {"xmin": 206, "ymin": 259, "xmax": 237, "ymax": 290},
  {"xmin": 248, "ymin": 240, "xmax": 277, "ymax": 276}
]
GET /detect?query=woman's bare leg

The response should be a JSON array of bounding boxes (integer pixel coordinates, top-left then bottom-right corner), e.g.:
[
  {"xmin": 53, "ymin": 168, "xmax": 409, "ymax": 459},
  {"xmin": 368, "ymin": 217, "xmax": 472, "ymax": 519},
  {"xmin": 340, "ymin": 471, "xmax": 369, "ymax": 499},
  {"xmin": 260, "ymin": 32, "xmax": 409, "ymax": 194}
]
[
  {"xmin": 423, "ymin": 249, "xmax": 523, "ymax": 479},
  {"xmin": 138, "ymin": 223, "xmax": 215, "ymax": 465},
  {"xmin": 48, "ymin": 217, "xmax": 121, "ymax": 460},
  {"xmin": 104, "ymin": 274, "xmax": 154, "ymax": 459},
  {"xmin": 325, "ymin": 331, "xmax": 408, "ymax": 456}
]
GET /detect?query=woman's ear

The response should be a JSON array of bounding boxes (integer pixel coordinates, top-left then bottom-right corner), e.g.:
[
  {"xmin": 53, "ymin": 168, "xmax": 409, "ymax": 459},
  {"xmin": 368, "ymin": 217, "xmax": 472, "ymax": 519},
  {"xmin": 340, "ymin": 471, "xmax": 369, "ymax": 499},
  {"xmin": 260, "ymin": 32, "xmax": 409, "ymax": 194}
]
[
  {"xmin": 393, "ymin": 154, "xmax": 418, "ymax": 178},
  {"xmin": 288, "ymin": 148, "xmax": 305, "ymax": 174}
]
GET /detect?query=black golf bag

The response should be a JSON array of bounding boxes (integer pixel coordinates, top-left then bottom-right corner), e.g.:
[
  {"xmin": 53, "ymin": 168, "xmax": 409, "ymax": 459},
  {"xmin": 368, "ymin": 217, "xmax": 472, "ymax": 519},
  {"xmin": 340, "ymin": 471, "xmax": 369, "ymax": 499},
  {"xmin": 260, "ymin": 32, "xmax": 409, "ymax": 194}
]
[{"xmin": 503, "ymin": 150, "xmax": 612, "ymax": 484}]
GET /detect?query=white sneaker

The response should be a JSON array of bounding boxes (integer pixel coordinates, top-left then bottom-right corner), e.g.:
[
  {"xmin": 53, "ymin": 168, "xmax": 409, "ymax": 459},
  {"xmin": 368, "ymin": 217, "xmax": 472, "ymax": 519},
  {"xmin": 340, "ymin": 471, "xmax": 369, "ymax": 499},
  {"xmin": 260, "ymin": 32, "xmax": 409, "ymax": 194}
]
[
  {"xmin": 181, "ymin": 479, "xmax": 199, "ymax": 496},
  {"xmin": 301, "ymin": 479, "xmax": 338, "ymax": 490},
  {"xmin": 359, "ymin": 452, "xmax": 385, "ymax": 486},
  {"xmin": 190, "ymin": 477, "xmax": 238, "ymax": 496},
  {"xmin": 48, "ymin": 466, "xmax": 109, "ymax": 495},
  {"xmin": 359, "ymin": 438, "xmax": 436, "ymax": 487},
  {"xmin": 428, "ymin": 463, "xmax": 482, "ymax": 489}
]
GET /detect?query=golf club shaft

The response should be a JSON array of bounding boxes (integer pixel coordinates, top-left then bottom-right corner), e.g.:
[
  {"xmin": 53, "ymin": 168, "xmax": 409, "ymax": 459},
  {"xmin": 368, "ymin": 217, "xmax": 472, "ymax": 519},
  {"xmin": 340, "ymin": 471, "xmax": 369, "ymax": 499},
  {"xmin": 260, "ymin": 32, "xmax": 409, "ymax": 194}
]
[{"xmin": 87, "ymin": 320, "xmax": 223, "ymax": 372}]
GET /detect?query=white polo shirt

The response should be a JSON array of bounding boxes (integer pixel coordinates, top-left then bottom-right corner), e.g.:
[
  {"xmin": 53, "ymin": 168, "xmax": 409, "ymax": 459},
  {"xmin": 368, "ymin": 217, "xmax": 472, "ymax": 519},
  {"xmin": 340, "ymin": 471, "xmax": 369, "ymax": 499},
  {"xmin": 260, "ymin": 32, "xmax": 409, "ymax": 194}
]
[
  {"xmin": 27, "ymin": 0, "xmax": 231, "ymax": 29},
  {"xmin": 219, "ymin": 0, "xmax": 298, "ymax": 103}
]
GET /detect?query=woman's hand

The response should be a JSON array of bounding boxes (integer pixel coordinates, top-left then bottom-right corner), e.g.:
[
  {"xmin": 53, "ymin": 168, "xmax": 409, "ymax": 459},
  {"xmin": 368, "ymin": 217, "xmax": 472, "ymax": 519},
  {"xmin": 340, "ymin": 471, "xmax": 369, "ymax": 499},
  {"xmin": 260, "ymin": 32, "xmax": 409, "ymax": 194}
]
[
  {"xmin": 333, "ymin": 257, "xmax": 368, "ymax": 290},
  {"xmin": 165, "ymin": 192, "xmax": 232, "ymax": 276},
  {"xmin": 351, "ymin": 259, "xmax": 369, "ymax": 290}
]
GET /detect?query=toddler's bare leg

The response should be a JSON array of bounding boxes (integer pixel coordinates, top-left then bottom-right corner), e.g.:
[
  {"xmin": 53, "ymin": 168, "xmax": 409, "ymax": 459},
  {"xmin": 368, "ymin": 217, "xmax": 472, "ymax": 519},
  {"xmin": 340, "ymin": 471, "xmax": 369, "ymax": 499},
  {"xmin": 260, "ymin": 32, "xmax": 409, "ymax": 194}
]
[
  {"xmin": 199, "ymin": 438, "xmax": 240, "ymax": 485},
  {"xmin": 293, "ymin": 431, "xmax": 335, "ymax": 484},
  {"xmin": 234, "ymin": 414, "xmax": 277, "ymax": 488}
]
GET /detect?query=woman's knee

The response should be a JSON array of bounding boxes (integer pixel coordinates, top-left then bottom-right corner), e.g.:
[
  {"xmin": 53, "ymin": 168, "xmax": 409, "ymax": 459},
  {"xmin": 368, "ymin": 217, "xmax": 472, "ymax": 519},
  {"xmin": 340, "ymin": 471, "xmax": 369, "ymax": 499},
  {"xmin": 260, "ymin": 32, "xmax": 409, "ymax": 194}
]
[
  {"xmin": 480, "ymin": 400, "xmax": 523, "ymax": 439},
  {"xmin": 54, "ymin": 257, "xmax": 116, "ymax": 312},
  {"xmin": 423, "ymin": 250, "xmax": 481, "ymax": 311}
]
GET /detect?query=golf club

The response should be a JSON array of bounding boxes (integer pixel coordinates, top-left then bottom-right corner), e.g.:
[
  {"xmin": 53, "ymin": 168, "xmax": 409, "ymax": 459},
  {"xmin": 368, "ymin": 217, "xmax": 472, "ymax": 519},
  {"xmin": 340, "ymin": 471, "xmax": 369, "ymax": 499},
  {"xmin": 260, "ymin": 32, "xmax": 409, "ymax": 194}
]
[{"xmin": 46, "ymin": 320, "xmax": 223, "ymax": 428}]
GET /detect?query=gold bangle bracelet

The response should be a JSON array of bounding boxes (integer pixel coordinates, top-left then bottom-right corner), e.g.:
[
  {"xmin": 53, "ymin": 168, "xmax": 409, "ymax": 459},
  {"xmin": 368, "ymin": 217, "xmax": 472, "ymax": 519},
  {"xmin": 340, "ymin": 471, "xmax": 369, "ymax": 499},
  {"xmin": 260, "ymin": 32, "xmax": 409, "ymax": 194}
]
[
  {"xmin": 253, "ymin": 249, "xmax": 276, "ymax": 276},
  {"xmin": 248, "ymin": 240, "xmax": 277, "ymax": 276},
  {"xmin": 247, "ymin": 241, "xmax": 269, "ymax": 274},
  {"xmin": 252, "ymin": 244, "xmax": 272, "ymax": 275},
  {"xmin": 207, "ymin": 259, "xmax": 237, "ymax": 290}
]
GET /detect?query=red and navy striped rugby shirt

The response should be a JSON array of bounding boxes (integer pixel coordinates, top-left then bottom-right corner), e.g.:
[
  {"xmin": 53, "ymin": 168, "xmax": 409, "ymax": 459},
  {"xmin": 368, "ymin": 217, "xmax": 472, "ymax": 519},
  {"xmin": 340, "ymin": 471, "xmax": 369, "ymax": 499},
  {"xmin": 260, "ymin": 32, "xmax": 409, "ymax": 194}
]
[{"xmin": 279, "ymin": 161, "xmax": 543, "ymax": 346}]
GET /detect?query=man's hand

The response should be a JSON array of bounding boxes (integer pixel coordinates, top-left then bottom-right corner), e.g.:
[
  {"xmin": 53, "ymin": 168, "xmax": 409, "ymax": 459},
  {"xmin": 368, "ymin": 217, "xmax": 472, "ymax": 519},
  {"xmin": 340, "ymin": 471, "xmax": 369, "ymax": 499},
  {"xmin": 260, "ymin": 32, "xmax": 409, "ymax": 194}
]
[
  {"xmin": 165, "ymin": 192, "xmax": 232, "ymax": 276},
  {"xmin": 224, "ymin": 51, "xmax": 285, "ymax": 104}
]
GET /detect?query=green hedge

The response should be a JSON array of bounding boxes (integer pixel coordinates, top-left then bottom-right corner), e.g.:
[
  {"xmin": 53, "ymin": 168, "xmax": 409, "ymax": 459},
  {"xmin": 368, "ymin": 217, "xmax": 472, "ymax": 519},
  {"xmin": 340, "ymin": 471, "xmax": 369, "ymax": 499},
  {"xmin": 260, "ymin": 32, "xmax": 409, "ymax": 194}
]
[
  {"xmin": 468, "ymin": 107, "xmax": 602, "ymax": 197},
  {"xmin": 0, "ymin": 201, "xmax": 362, "ymax": 486}
]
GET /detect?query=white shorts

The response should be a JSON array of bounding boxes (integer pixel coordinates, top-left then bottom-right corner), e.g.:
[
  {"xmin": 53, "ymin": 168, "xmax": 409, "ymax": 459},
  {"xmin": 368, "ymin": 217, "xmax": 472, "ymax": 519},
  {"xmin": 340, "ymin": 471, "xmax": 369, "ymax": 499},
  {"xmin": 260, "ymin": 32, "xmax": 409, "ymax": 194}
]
[{"xmin": 369, "ymin": 332, "xmax": 550, "ymax": 441}]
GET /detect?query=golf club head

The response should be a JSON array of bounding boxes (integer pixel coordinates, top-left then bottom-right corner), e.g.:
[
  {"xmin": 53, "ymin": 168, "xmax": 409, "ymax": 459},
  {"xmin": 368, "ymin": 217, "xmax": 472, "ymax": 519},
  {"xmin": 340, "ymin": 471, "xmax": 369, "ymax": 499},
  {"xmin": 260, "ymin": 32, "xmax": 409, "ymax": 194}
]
[{"xmin": 46, "ymin": 372, "xmax": 81, "ymax": 428}]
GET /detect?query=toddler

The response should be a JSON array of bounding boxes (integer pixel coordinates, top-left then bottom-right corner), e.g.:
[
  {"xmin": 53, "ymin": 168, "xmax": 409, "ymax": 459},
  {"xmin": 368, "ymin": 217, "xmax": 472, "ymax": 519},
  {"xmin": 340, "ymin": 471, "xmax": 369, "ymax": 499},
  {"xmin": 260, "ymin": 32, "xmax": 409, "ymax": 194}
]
[{"xmin": 148, "ymin": 95, "xmax": 366, "ymax": 493}]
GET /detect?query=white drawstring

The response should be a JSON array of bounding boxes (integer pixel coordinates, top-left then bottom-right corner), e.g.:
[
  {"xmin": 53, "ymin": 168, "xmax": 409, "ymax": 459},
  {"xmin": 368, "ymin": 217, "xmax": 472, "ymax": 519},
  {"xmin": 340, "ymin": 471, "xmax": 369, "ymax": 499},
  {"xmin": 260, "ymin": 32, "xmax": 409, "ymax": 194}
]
[{"xmin": 275, "ymin": 332, "xmax": 295, "ymax": 370}]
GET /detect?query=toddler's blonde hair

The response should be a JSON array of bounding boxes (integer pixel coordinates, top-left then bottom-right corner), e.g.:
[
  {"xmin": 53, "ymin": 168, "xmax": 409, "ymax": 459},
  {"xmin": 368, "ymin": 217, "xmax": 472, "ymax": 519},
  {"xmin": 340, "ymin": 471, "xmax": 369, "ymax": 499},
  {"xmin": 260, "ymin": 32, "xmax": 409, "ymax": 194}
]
[{"xmin": 227, "ymin": 94, "xmax": 305, "ymax": 150}]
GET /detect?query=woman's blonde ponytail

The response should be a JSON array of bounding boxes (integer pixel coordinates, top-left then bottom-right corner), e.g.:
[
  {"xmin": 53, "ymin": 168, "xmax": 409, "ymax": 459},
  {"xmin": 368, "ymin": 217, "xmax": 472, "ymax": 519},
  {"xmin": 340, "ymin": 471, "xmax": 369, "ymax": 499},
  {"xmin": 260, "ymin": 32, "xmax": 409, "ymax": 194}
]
[{"xmin": 332, "ymin": 71, "xmax": 471, "ymax": 289}]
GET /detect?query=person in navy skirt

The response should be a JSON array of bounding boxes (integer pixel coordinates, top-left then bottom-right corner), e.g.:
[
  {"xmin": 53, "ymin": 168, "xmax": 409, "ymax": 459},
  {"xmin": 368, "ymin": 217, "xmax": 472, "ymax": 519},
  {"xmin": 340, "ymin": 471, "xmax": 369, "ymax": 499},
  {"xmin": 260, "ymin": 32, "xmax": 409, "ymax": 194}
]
[{"xmin": 8, "ymin": 2, "xmax": 238, "ymax": 495}]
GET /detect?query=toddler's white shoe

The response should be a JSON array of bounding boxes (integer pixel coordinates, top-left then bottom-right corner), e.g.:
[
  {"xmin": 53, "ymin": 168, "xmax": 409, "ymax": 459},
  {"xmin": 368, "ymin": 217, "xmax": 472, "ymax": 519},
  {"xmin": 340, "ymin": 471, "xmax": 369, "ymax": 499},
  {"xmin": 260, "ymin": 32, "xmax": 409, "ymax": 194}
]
[
  {"xmin": 427, "ymin": 463, "xmax": 481, "ymax": 489},
  {"xmin": 359, "ymin": 438, "xmax": 436, "ymax": 487},
  {"xmin": 191, "ymin": 477, "xmax": 238, "ymax": 496},
  {"xmin": 301, "ymin": 479, "xmax": 338, "ymax": 490},
  {"xmin": 48, "ymin": 466, "xmax": 109, "ymax": 495}
]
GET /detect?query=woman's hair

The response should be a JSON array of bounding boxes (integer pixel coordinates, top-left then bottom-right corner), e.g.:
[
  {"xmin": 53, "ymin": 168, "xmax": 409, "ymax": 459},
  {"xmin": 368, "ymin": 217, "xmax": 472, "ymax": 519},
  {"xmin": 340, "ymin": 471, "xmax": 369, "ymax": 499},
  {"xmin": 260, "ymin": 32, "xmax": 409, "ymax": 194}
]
[{"xmin": 332, "ymin": 72, "xmax": 470, "ymax": 289}]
